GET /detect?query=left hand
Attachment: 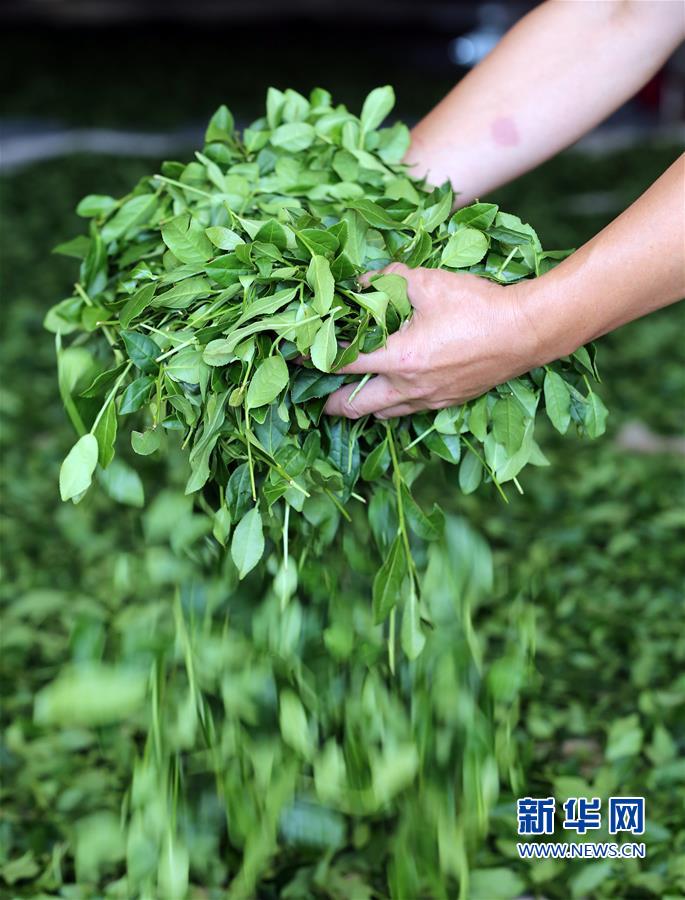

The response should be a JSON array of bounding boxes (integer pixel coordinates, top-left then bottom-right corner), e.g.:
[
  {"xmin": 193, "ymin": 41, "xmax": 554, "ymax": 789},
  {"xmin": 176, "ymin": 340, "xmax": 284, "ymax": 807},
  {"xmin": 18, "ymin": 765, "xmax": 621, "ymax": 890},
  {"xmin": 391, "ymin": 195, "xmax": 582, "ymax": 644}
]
[{"xmin": 324, "ymin": 263, "xmax": 543, "ymax": 419}]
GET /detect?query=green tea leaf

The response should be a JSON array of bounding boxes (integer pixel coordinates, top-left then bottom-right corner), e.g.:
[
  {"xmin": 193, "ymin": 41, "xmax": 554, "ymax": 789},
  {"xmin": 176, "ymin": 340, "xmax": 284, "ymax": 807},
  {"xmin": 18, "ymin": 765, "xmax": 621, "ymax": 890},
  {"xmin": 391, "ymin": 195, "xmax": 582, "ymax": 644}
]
[
  {"xmin": 119, "ymin": 375, "xmax": 154, "ymax": 414},
  {"xmin": 470, "ymin": 868, "xmax": 526, "ymax": 900},
  {"xmin": 205, "ymin": 226, "xmax": 243, "ymax": 251},
  {"xmin": 584, "ymin": 389, "xmax": 608, "ymax": 438},
  {"xmin": 306, "ymin": 254, "xmax": 335, "ymax": 315},
  {"xmin": 271, "ymin": 122, "xmax": 316, "ymax": 152},
  {"xmin": 205, "ymin": 104, "xmax": 234, "ymax": 143},
  {"xmin": 81, "ymin": 230, "xmax": 107, "ymax": 296},
  {"xmin": 440, "ymin": 227, "xmax": 489, "ymax": 268},
  {"xmin": 491, "ymin": 396, "xmax": 526, "ymax": 454},
  {"xmin": 230, "ymin": 506, "xmax": 264, "ymax": 578},
  {"xmin": 291, "ymin": 370, "xmax": 345, "ymax": 404},
  {"xmin": 121, "ymin": 330, "xmax": 160, "ymax": 374},
  {"xmin": 372, "ymin": 535, "xmax": 406, "ymax": 623},
  {"xmin": 310, "ymin": 317, "xmax": 337, "ymax": 373},
  {"xmin": 606, "ymin": 714, "xmax": 643, "ymax": 760},
  {"xmin": 44, "ymin": 295, "xmax": 84, "ymax": 334},
  {"xmin": 348, "ymin": 198, "xmax": 399, "ymax": 230},
  {"xmin": 93, "ymin": 401, "xmax": 117, "ymax": 468},
  {"xmin": 544, "ymin": 370, "xmax": 571, "ymax": 433},
  {"xmin": 80, "ymin": 364, "xmax": 126, "ymax": 399},
  {"xmin": 102, "ymin": 194, "xmax": 156, "ymax": 243},
  {"xmin": 372, "ymin": 743, "xmax": 418, "ymax": 804},
  {"xmin": 468, "ymin": 396, "xmax": 489, "ymax": 441},
  {"xmin": 360, "ymin": 85, "xmax": 395, "ymax": 133},
  {"xmin": 76, "ymin": 194, "xmax": 117, "ymax": 218},
  {"xmin": 279, "ymin": 691, "xmax": 314, "ymax": 759},
  {"xmin": 370, "ymin": 273, "xmax": 411, "ymax": 317},
  {"xmin": 254, "ymin": 404, "xmax": 289, "ymax": 456},
  {"xmin": 421, "ymin": 191, "xmax": 453, "ymax": 233},
  {"xmin": 34, "ymin": 664, "xmax": 146, "ymax": 726},
  {"xmin": 97, "ymin": 458, "xmax": 144, "ymax": 507},
  {"xmin": 401, "ymin": 581, "xmax": 425, "ymax": 660},
  {"xmin": 164, "ymin": 347, "xmax": 204, "ymax": 384},
  {"xmin": 452, "ymin": 203, "xmax": 498, "ymax": 230},
  {"xmin": 152, "ymin": 276, "xmax": 211, "ymax": 310},
  {"xmin": 161, "ymin": 214, "xmax": 213, "ymax": 265},
  {"xmin": 296, "ymin": 228, "xmax": 339, "ymax": 258},
  {"xmin": 131, "ymin": 428, "xmax": 162, "ymax": 456},
  {"xmin": 255, "ymin": 219, "xmax": 288, "ymax": 250},
  {"xmin": 203, "ymin": 339, "xmax": 235, "ymax": 367},
  {"xmin": 59, "ymin": 433, "xmax": 99, "ymax": 502},
  {"xmin": 119, "ymin": 284, "xmax": 156, "ymax": 328},
  {"xmin": 247, "ymin": 356, "xmax": 290, "ymax": 409},
  {"xmin": 507, "ymin": 378, "xmax": 538, "ymax": 417},
  {"xmin": 459, "ymin": 451, "xmax": 483, "ymax": 494},
  {"xmin": 402, "ymin": 486, "xmax": 442, "ymax": 540},
  {"xmin": 361, "ymin": 438, "xmax": 390, "ymax": 481},
  {"xmin": 212, "ymin": 505, "xmax": 232, "ymax": 546},
  {"xmin": 157, "ymin": 835, "xmax": 189, "ymax": 900},
  {"xmin": 53, "ymin": 234, "xmax": 92, "ymax": 258}
]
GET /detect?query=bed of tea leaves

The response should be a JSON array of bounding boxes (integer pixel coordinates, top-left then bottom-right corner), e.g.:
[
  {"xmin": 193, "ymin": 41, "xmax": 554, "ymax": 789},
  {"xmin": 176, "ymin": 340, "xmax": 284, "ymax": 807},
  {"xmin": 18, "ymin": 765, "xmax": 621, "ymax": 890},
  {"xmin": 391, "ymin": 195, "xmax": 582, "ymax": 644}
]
[{"xmin": 1, "ymin": 148, "xmax": 684, "ymax": 899}]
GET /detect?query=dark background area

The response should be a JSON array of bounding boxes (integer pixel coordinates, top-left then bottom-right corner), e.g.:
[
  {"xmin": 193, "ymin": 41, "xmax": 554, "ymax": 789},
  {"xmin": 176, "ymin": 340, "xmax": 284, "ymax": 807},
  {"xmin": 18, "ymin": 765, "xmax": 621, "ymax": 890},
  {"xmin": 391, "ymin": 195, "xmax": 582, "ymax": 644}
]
[
  {"xmin": 4, "ymin": 2, "xmax": 526, "ymax": 130},
  {"xmin": 3, "ymin": 0, "xmax": 684, "ymax": 132}
]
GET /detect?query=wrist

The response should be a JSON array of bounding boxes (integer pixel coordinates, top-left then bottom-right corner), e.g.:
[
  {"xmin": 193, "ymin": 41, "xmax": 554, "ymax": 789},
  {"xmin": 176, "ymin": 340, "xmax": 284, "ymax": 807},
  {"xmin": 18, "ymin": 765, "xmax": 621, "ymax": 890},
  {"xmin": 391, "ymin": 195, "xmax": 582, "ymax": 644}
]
[{"xmin": 514, "ymin": 262, "xmax": 598, "ymax": 366}]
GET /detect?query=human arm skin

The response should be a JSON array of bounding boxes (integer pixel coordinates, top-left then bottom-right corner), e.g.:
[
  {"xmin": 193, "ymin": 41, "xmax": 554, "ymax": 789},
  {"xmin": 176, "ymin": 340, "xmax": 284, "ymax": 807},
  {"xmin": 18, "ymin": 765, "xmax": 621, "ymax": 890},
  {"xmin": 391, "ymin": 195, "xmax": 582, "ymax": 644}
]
[
  {"xmin": 324, "ymin": 156, "xmax": 684, "ymax": 419},
  {"xmin": 406, "ymin": 0, "xmax": 685, "ymax": 205}
]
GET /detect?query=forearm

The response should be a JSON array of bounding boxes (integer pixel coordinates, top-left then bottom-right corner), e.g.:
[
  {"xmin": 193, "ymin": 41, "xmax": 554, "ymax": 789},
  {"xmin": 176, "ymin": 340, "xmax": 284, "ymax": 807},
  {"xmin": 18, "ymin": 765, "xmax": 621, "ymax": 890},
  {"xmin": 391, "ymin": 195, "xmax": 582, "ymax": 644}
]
[
  {"xmin": 407, "ymin": 0, "xmax": 685, "ymax": 204},
  {"xmin": 523, "ymin": 155, "xmax": 685, "ymax": 361}
]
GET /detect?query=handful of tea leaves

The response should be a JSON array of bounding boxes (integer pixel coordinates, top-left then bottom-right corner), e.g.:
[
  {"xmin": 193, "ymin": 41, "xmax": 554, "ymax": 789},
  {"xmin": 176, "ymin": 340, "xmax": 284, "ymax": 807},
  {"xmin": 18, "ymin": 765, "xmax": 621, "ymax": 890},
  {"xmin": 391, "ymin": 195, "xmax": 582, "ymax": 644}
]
[{"xmin": 48, "ymin": 85, "xmax": 607, "ymax": 636}]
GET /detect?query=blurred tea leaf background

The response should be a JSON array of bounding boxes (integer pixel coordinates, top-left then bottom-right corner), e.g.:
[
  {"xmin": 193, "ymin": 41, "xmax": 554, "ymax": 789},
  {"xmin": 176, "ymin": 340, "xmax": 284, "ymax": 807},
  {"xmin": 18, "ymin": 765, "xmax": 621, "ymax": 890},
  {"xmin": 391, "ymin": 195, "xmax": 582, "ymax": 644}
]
[{"xmin": 1, "ymin": 2, "xmax": 684, "ymax": 897}]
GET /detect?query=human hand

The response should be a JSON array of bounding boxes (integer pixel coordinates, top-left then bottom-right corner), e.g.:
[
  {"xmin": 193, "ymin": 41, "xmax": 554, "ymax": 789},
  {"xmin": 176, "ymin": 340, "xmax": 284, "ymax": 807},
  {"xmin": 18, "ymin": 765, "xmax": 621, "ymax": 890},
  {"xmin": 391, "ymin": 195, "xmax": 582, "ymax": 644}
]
[{"xmin": 324, "ymin": 263, "xmax": 543, "ymax": 419}]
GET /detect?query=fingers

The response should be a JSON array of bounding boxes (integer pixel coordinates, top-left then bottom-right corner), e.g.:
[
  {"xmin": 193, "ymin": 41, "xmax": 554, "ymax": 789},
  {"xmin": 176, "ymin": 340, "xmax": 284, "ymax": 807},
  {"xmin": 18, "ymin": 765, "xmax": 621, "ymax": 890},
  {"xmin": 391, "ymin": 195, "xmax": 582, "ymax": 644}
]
[
  {"xmin": 358, "ymin": 261, "xmax": 412, "ymax": 287},
  {"xmin": 357, "ymin": 261, "xmax": 407, "ymax": 289},
  {"xmin": 334, "ymin": 339, "xmax": 400, "ymax": 376},
  {"xmin": 324, "ymin": 375, "xmax": 406, "ymax": 418},
  {"xmin": 335, "ymin": 265, "xmax": 434, "ymax": 377},
  {"xmin": 374, "ymin": 403, "xmax": 418, "ymax": 420},
  {"xmin": 335, "ymin": 311, "xmax": 421, "ymax": 375}
]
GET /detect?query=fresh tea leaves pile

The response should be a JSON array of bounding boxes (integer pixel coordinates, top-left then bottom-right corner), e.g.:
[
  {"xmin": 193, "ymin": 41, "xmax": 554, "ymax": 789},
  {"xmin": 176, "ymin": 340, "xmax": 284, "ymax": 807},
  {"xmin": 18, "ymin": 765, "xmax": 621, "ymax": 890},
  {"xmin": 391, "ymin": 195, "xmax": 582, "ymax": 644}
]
[{"xmin": 48, "ymin": 85, "xmax": 606, "ymax": 632}]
